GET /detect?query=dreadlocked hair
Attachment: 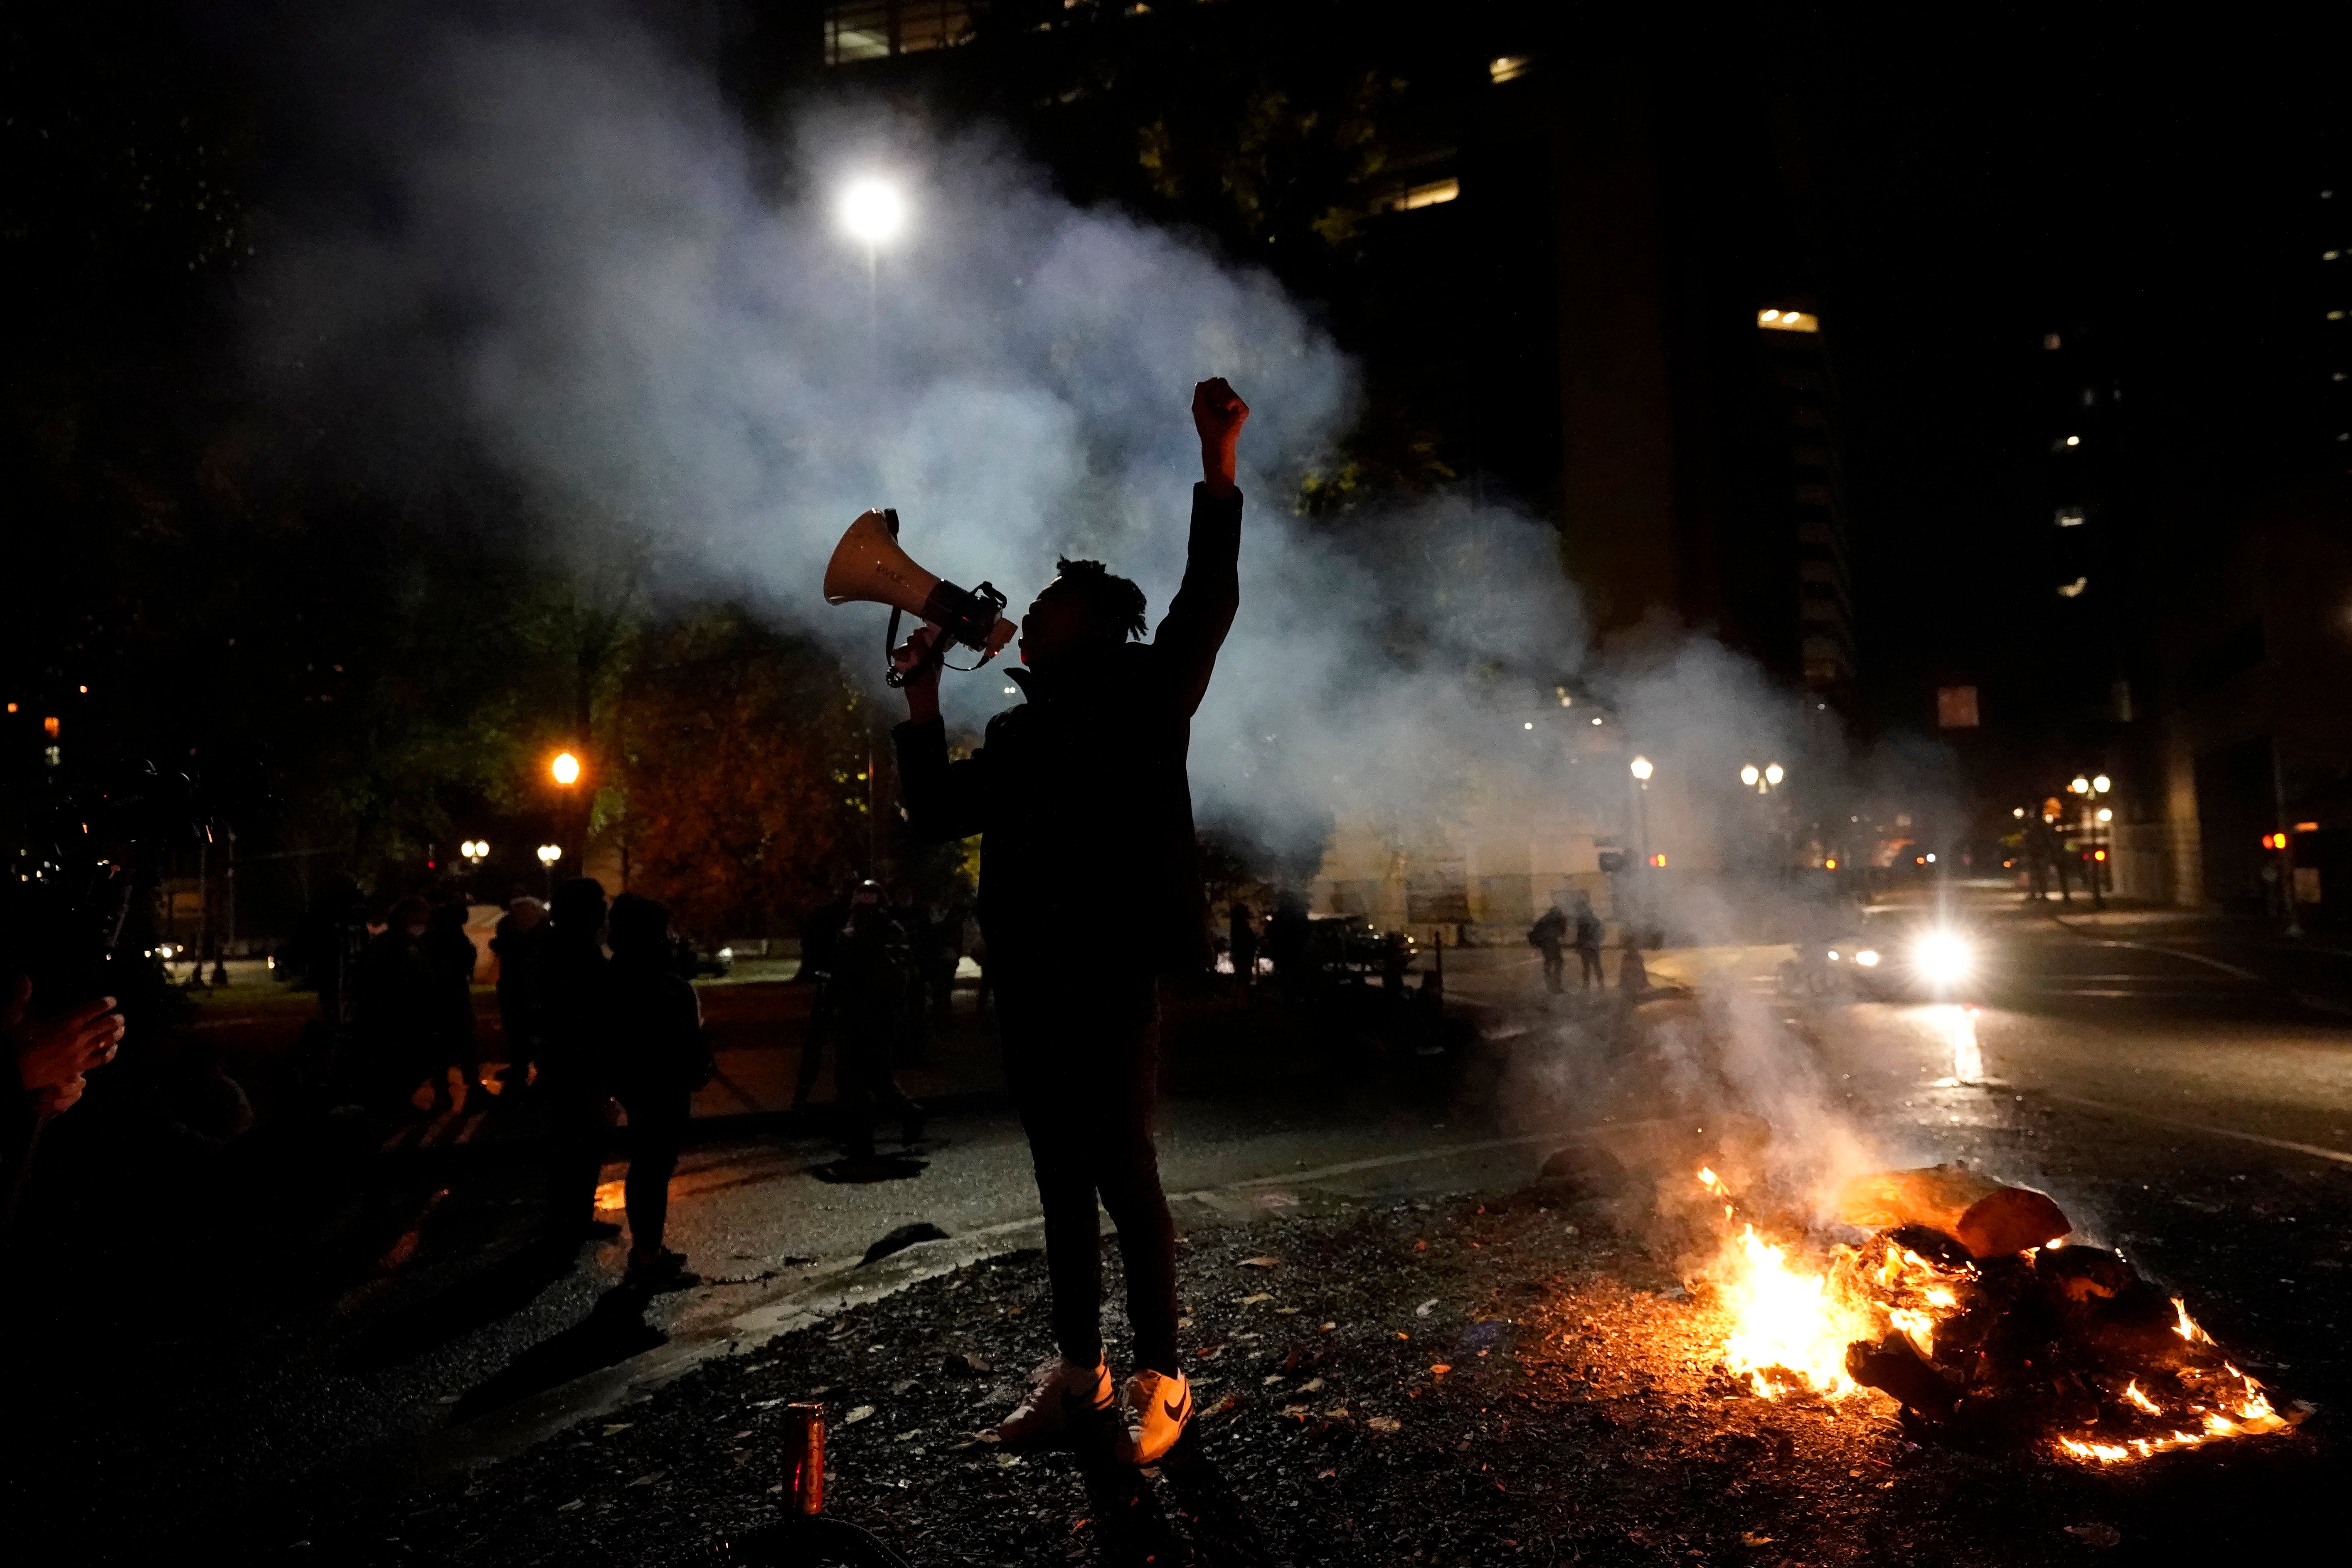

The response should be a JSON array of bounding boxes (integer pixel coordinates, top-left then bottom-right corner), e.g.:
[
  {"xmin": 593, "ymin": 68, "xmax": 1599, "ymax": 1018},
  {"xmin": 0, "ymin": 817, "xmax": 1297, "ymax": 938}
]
[{"xmin": 1053, "ymin": 557, "xmax": 1149, "ymax": 642}]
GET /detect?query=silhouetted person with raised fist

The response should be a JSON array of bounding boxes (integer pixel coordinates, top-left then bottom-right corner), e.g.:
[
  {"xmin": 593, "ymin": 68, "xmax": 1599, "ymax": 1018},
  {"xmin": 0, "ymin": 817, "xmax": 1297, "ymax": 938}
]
[{"xmin": 895, "ymin": 377, "xmax": 1249, "ymax": 1465}]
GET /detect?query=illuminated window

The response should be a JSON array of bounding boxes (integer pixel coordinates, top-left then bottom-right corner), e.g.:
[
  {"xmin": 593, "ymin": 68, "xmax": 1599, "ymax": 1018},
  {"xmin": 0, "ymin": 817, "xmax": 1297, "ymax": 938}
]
[
  {"xmin": 1758, "ymin": 308, "xmax": 1820, "ymax": 333},
  {"xmin": 1379, "ymin": 178, "xmax": 1459, "ymax": 212},
  {"xmin": 2055, "ymin": 507, "xmax": 2085, "ymax": 527},
  {"xmin": 825, "ymin": 1, "xmax": 972, "ymax": 65},
  {"xmin": 1489, "ymin": 55, "xmax": 1532, "ymax": 83}
]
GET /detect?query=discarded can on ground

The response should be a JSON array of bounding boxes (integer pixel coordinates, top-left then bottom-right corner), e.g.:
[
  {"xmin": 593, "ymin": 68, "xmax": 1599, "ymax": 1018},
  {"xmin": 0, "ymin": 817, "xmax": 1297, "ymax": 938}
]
[{"xmin": 781, "ymin": 1402, "xmax": 825, "ymax": 1516}]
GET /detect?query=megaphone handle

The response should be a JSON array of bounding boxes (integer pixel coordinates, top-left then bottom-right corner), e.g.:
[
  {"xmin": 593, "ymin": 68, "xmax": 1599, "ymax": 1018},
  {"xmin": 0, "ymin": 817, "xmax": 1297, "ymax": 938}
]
[{"xmin": 884, "ymin": 607, "xmax": 955, "ymax": 689}]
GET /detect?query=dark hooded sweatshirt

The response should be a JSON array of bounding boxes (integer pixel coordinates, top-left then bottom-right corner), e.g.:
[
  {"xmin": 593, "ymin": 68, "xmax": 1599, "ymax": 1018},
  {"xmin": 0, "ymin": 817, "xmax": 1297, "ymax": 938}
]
[{"xmin": 892, "ymin": 483, "xmax": 1242, "ymax": 980}]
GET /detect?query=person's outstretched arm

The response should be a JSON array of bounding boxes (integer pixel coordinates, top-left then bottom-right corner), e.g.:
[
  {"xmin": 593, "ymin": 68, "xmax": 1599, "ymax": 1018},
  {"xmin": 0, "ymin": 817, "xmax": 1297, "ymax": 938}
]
[
  {"xmin": 891, "ymin": 627, "xmax": 988, "ymax": 843},
  {"xmin": 1154, "ymin": 378, "xmax": 1250, "ymax": 718}
]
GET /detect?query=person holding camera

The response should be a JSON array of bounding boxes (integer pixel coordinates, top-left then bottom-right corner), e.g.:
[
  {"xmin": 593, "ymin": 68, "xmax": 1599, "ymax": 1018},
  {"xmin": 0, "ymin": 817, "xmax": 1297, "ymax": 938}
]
[{"xmin": 893, "ymin": 377, "xmax": 1248, "ymax": 1465}]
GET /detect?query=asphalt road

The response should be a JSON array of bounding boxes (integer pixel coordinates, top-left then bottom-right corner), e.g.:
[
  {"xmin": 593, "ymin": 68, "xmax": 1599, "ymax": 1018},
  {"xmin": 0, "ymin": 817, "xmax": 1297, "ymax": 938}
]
[{"xmin": 10, "ymin": 886, "xmax": 2351, "ymax": 1561}]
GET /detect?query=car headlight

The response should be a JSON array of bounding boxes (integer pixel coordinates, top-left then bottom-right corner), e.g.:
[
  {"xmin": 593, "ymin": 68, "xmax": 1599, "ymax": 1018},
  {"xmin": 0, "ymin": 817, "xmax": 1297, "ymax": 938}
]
[
  {"xmin": 1911, "ymin": 931, "xmax": 1972, "ymax": 985},
  {"xmin": 718, "ymin": 947, "xmax": 733, "ymax": 960},
  {"xmin": 1853, "ymin": 948, "xmax": 1880, "ymax": 967}
]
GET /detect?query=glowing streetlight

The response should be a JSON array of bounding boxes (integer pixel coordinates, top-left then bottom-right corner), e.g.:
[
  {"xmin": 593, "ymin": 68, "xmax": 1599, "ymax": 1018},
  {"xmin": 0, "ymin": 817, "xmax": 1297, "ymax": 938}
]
[
  {"xmin": 1739, "ymin": 764, "xmax": 1759, "ymax": 787},
  {"xmin": 2092, "ymin": 774, "xmax": 2111, "ymax": 794},
  {"xmin": 537, "ymin": 844, "xmax": 561, "ymax": 867},
  {"xmin": 1764, "ymin": 762, "xmax": 1785, "ymax": 786},
  {"xmin": 1629, "ymin": 755, "xmax": 1653, "ymax": 782},
  {"xmin": 551, "ymin": 751, "xmax": 581, "ymax": 787},
  {"xmin": 2069, "ymin": 775, "xmax": 2090, "ymax": 795},
  {"xmin": 839, "ymin": 177, "xmax": 907, "ymax": 247},
  {"xmin": 2096, "ymin": 807, "xmax": 2113, "ymax": 824}
]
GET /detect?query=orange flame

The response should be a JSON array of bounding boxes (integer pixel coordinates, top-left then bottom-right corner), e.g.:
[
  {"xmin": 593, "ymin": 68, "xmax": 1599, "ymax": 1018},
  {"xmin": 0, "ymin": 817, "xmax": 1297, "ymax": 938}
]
[
  {"xmin": 2054, "ymin": 1299, "xmax": 2290, "ymax": 1462},
  {"xmin": 1717, "ymin": 1224, "xmax": 1872, "ymax": 1400}
]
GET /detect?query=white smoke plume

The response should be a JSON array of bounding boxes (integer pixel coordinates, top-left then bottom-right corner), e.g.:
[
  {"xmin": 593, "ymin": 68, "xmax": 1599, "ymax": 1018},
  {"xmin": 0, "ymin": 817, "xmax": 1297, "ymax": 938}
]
[{"xmin": 249, "ymin": 1, "xmax": 1629, "ymax": 858}]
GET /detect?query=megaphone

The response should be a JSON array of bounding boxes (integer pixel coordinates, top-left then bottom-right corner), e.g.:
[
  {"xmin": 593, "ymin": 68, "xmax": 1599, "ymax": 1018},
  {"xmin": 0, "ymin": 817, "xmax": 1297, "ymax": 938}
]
[{"xmin": 823, "ymin": 508, "xmax": 1018, "ymax": 687}]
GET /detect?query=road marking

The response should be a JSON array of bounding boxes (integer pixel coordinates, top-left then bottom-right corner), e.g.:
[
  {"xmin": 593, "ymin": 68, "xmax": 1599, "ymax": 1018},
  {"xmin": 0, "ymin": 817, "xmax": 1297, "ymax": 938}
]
[
  {"xmin": 2044, "ymin": 1092, "xmax": 2352, "ymax": 1168},
  {"xmin": 2049, "ymin": 922, "xmax": 2266, "ymax": 982},
  {"xmin": 2024, "ymin": 988, "xmax": 2251, "ymax": 999}
]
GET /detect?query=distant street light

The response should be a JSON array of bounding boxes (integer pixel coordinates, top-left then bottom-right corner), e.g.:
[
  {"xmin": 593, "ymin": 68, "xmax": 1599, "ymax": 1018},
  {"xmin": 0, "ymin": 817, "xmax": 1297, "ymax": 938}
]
[
  {"xmin": 551, "ymin": 751, "xmax": 581, "ymax": 787},
  {"xmin": 1627, "ymin": 756, "xmax": 1655, "ymax": 890},
  {"xmin": 1764, "ymin": 762, "xmax": 1784, "ymax": 787},
  {"xmin": 1740, "ymin": 764, "xmax": 1760, "ymax": 788},
  {"xmin": 2069, "ymin": 775, "xmax": 2091, "ymax": 795},
  {"xmin": 2092, "ymin": 774, "xmax": 2111, "ymax": 794},
  {"xmin": 839, "ymin": 177, "xmax": 908, "ymax": 246},
  {"xmin": 536, "ymin": 842, "xmax": 562, "ymax": 898}
]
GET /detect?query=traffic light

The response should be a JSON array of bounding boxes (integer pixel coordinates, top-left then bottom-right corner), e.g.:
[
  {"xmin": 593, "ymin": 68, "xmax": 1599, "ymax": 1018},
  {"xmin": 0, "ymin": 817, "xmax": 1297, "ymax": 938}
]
[{"xmin": 2261, "ymin": 832, "xmax": 2287, "ymax": 850}]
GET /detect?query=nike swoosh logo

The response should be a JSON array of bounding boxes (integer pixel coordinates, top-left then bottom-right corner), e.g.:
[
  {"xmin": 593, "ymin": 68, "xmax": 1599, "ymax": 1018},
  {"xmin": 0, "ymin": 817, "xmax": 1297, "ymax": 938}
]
[{"xmin": 1162, "ymin": 1394, "xmax": 1190, "ymax": 1422}]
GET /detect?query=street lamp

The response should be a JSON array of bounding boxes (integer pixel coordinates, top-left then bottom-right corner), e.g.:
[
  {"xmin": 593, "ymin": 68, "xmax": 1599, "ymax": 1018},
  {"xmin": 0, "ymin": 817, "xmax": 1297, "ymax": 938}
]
[
  {"xmin": 838, "ymin": 177, "xmax": 907, "ymax": 246},
  {"xmin": 536, "ymin": 842, "xmax": 561, "ymax": 898},
  {"xmin": 1764, "ymin": 762, "xmax": 1784, "ymax": 787},
  {"xmin": 1627, "ymin": 756, "xmax": 1656, "ymax": 887},
  {"xmin": 551, "ymin": 751, "xmax": 581, "ymax": 787},
  {"xmin": 1739, "ymin": 764, "xmax": 1760, "ymax": 788}
]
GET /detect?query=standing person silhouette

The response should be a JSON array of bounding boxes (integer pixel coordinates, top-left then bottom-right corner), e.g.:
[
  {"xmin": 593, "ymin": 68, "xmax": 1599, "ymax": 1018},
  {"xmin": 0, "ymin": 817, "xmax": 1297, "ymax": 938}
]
[
  {"xmin": 1571, "ymin": 891, "xmax": 1606, "ymax": 989},
  {"xmin": 606, "ymin": 893, "xmax": 712, "ymax": 1285},
  {"xmin": 540, "ymin": 878, "xmax": 618, "ymax": 1242},
  {"xmin": 894, "ymin": 377, "xmax": 1248, "ymax": 1465},
  {"xmin": 1528, "ymin": 897, "xmax": 1569, "ymax": 995}
]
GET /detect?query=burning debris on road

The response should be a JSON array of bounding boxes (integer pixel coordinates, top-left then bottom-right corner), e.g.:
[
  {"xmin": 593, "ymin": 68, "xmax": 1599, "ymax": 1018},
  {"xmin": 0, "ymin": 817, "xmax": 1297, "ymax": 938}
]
[
  {"xmin": 298, "ymin": 1170, "xmax": 2327, "ymax": 1568},
  {"xmin": 1688, "ymin": 1161, "xmax": 2300, "ymax": 1467}
]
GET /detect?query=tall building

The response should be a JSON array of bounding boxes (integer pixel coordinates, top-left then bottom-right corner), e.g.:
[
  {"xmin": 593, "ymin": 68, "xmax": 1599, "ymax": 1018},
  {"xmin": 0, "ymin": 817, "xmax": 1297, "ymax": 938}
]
[{"xmin": 2139, "ymin": 171, "xmax": 2352, "ymax": 914}]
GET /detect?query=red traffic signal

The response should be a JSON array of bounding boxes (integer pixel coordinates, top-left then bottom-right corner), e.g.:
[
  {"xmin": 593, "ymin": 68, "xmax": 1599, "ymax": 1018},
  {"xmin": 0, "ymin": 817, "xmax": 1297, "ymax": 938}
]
[{"xmin": 2261, "ymin": 832, "xmax": 2288, "ymax": 850}]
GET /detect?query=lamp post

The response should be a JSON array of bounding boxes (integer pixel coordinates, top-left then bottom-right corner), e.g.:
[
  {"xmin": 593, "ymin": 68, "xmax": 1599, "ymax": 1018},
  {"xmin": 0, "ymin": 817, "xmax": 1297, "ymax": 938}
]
[
  {"xmin": 2069, "ymin": 773, "xmax": 2112, "ymax": 908},
  {"xmin": 1629, "ymin": 753, "xmax": 1655, "ymax": 864},
  {"xmin": 537, "ymin": 842, "xmax": 562, "ymax": 899}
]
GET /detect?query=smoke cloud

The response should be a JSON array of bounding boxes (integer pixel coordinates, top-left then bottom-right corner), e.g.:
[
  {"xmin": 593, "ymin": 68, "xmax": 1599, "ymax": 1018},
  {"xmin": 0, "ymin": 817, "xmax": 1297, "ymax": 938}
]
[
  {"xmin": 250, "ymin": 1, "xmax": 1637, "ymax": 858},
  {"xmin": 254, "ymin": 2, "xmax": 1958, "ymax": 900}
]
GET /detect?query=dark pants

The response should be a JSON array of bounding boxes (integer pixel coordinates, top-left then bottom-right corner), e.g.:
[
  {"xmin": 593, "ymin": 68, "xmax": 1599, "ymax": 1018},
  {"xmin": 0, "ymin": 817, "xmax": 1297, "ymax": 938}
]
[
  {"xmin": 541, "ymin": 1063, "xmax": 611, "ymax": 1233},
  {"xmin": 1576, "ymin": 945, "xmax": 1603, "ymax": 987},
  {"xmin": 617, "ymin": 1084, "xmax": 688, "ymax": 1255},
  {"xmin": 837, "ymin": 1013, "xmax": 918, "ymax": 1157},
  {"xmin": 794, "ymin": 987, "xmax": 830, "ymax": 1108},
  {"xmin": 996, "ymin": 965, "xmax": 1178, "ymax": 1377},
  {"xmin": 1539, "ymin": 946, "xmax": 1564, "ymax": 993},
  {"xmin": 498, "ymin": 993, "xmax": 540, "ymax": 1092}
]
